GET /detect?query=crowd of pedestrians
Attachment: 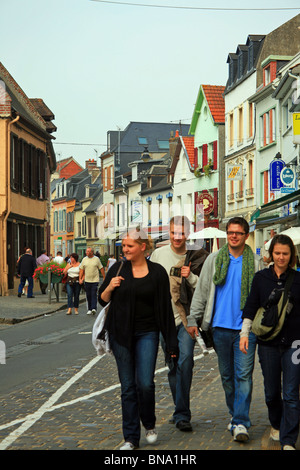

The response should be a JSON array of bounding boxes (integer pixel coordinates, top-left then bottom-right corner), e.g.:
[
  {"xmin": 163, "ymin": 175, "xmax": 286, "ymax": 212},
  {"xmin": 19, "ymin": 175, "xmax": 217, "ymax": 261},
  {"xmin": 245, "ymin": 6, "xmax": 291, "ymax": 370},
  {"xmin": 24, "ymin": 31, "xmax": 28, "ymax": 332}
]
[{"xmin": 15, "ymin": 216, "xmax": 300, "ymax": 451}]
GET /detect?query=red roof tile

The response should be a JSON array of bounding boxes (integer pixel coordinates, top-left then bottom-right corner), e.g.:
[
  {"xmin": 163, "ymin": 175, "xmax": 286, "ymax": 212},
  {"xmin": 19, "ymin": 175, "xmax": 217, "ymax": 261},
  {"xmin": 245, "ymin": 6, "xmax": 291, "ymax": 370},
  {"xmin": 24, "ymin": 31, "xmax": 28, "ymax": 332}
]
[
  {"xmin": 202, "ymin": 85, "xmax": 225, "ymax": 123},
  {"xmin": 182, "ymin": 136, "xmax": 195, "ymax": 169}
]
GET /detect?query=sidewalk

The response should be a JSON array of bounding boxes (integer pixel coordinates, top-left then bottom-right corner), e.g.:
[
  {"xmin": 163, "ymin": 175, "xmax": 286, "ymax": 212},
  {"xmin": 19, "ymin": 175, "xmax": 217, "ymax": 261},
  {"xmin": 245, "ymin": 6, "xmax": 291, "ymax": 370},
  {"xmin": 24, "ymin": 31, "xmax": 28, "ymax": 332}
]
[{"xmin": 0, "ymin": 288, "xmax": 85, "ymax": 324}]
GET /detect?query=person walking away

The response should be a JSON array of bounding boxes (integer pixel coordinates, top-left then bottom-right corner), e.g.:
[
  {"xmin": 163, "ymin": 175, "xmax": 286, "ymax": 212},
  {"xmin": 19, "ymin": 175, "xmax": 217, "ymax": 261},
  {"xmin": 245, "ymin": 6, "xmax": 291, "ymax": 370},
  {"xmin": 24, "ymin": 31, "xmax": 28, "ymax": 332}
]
[
  {"xmin": 240, "ymin": 234, "xmax": 300, "ymax": 450},
  {"xmin": 17, "ymin": 248, "xmax": 37, "ymax": 298},
  {"xmin": 36, "ymin": 249, "xmax": 50, "ymax": 294},
  {"xmin": 79, "ymin": 247, "xmax": 105, "ymax": 315},
  {"xmin": 187, "ymin": 217, "xmax": 261, "ymax": 442},
  {"xmin": 150, "ymin": 215, "xmax": 208, "ymax": 432},
  {"xmin": 53, "ymin": 251, "xmax": 64, "ymax": 264},
  {"xmin": 63, "ymin": 253, "xmax": 81, "ymax": 315},
  {"xmin": 98, "ymin": 227, "xmax": 178, "ymax": 450},
  {"xmin": 107, "ymin": 254, "xmax": 117, "ymax": 271}
]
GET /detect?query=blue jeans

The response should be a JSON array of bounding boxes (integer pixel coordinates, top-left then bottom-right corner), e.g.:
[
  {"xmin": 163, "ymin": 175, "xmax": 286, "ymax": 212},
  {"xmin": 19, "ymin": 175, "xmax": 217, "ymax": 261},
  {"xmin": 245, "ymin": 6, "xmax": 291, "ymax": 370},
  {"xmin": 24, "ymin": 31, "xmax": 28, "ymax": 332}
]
[
  {"xmin": 18, "ymin": 276, "xmax": 34, "ymax": 298},
  {"xmin": 110, "ymin": 331, "xmax": 159, "ymax": 447},
  {"xmin": 258, "ymin": 343, "xmax": 300, "ymax": 447},
  {"xmin": 161, "ymin": 323, "xmax": 195, "ymax": 423},
  {"xmin": 66, "ymin": 282, "xmax": 81, "ymax": 308},
  {"xmin": 212, "ymin": 327, "xmax": 256, "ymax": 429},
  {"xmin": 84, "ymin": 282, "xmax": 98, "ymax": 311}
]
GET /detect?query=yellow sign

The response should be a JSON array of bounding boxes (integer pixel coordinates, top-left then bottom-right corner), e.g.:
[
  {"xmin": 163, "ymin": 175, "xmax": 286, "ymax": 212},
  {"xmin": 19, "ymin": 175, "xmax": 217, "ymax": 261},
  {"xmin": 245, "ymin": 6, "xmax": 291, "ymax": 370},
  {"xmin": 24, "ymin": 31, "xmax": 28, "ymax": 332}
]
[
  {"xmin": 293, "ymin": 113, "xmax": 300, "ymax": 144},
  {"xmin": 227, "ymin": 165, "xmax": 242, "ymax": 180}
]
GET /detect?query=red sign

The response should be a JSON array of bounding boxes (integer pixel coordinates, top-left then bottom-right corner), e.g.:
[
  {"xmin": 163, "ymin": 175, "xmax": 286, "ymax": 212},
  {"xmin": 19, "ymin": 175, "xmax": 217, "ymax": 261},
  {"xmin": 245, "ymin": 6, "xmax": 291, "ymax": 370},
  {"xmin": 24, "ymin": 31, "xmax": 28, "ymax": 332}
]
[{"xmin": 197, "ymin": 193, "xmax": 214, "ymax": 214}]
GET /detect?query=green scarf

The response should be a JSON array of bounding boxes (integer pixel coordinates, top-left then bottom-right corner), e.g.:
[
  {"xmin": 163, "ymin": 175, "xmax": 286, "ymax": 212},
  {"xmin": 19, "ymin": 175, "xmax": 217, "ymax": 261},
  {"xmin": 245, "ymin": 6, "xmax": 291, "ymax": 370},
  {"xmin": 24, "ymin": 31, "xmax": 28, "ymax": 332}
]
[{"xmin": 213, "ymin": 243, "xmax": 255, "ymax": 310}]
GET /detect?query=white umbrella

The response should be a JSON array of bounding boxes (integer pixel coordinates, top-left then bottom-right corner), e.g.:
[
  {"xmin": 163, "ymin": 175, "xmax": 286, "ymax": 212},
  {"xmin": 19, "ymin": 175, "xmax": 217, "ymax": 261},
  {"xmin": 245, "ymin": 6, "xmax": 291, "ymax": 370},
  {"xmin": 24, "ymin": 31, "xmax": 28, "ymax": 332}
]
[
  {"xmin": 188, "ymin": 227, "xmax": 227, "ymax": 240},
  {"xmin": 212, "ymin": 236, "xmax": 219, "ymax": 252},
  {"xmin": 264, "ymin": 226, "xmax": 300, "ymax": 251}
]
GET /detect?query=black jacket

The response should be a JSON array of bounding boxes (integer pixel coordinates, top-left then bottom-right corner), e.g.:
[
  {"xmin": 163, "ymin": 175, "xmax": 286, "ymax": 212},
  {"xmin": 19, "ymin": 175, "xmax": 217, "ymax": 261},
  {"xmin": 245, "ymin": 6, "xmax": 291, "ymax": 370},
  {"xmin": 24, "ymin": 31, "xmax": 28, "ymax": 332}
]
[
  {"xmin": 98, "ymin": 260, "xmax": 178, "ymax": 356},
  {"xmin": 243, "ymin": 267, "xmax": 300, "ymax": 347},
  {"xmin": 17, "ymin": 254, "xmax": 37, "ymax": 277}
]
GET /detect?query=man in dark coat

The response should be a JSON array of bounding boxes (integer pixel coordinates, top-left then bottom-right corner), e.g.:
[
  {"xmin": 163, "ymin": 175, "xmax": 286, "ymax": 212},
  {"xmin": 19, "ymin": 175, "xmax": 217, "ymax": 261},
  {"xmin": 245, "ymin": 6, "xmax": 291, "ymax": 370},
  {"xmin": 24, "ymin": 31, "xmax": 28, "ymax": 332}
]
[{"xmin": 17, "ymin": 248, "xmax": 37, "ymax": 298}]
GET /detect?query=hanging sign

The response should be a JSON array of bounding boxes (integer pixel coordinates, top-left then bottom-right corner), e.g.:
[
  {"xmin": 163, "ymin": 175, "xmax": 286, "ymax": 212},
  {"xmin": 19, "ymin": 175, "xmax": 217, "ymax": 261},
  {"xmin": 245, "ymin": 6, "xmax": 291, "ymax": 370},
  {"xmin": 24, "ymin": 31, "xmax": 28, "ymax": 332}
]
[{"xmin": 270, "ymin": 159, "xmax": 285, "ymax": 191}]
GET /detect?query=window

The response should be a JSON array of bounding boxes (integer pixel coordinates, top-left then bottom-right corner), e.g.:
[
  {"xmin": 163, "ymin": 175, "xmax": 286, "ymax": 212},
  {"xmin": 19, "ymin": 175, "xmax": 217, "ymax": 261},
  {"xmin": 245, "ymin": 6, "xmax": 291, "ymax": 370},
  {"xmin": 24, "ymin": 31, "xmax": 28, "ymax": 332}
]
[
  {"xmin": 229, "ymin": 112, "xmax": 234, "ymax": 148},
  {"xmin": 238, "ymin": 106, "xmax": 243, "ymax": 144},
  {"xmin": 138, "ymin": 137, "xmax": 148, "ymax": 145},
  {"xmin": 248, "ymin": 102, "xmax": 254, "ymax": 138},
  {"xmin": 77, "ymin": 221, "xmax": 81, "ymax": 237},
  {"xmin": 260, "ymin": 108, "xmax": 276, "ymax": 148},
  {"xmin": 157, "ymin": 140, "xmax": 169, "ymax": 149}
]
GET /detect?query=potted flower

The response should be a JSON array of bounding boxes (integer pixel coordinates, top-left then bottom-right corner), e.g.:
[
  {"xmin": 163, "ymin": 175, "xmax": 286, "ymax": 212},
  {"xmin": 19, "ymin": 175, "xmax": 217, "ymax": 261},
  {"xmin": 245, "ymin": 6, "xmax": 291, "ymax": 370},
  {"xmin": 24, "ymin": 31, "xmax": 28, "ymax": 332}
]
[{"xmin": 33, "ymin": 261, "xmax": 65, "ymax": 284}]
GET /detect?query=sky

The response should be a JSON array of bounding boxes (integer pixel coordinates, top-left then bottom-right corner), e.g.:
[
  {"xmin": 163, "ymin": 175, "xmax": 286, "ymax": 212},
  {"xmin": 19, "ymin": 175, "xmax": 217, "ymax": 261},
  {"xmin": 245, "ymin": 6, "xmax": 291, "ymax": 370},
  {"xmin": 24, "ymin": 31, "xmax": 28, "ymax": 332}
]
[{"xmin": 0, "ymin": 0, "xmax": 299, "ymax": 169}]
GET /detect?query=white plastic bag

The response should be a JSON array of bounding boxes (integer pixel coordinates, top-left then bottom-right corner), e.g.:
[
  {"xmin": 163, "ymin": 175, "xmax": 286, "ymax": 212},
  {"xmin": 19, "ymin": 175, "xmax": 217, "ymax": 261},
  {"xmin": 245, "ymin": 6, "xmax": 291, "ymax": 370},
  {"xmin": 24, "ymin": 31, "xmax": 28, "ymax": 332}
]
[{"xmin": 92, "ymin": 303, "xmax": 112, "ymax": 356}]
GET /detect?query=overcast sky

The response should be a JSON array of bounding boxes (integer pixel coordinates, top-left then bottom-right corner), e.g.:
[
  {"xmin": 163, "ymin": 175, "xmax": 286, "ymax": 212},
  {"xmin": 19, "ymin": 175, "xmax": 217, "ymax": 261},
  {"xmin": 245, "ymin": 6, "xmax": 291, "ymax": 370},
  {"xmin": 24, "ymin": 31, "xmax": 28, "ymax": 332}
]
[{"xmin": 1, "ymin": 0, "xmax": 299, "ymax": 169}]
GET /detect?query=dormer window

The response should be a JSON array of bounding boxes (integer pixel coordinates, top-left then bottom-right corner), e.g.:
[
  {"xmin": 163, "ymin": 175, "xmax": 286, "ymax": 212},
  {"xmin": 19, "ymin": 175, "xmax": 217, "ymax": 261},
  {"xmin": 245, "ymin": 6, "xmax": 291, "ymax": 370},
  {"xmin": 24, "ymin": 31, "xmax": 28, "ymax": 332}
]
[{"xmin": 262, "ymin": 57, "xmax": 277, "ymax": 87}]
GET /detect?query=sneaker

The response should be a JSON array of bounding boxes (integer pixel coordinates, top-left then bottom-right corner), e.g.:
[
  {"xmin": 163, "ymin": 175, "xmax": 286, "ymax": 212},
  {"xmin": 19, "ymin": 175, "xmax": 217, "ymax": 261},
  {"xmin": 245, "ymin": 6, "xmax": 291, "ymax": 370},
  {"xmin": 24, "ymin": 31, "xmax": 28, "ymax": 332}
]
[
  {"xmin": 227, "ymin": 419, "xmax": 233, "ymax": 431},
  {"xmin": 86, "ymin": 310, "xmax": 92, "ymax": 315},
  {"xmin": 145, "ymin": 429, "xmax": 158, "ymax": 444},
  {"xmin": 270, "ymin": 427, "xmax": 280, "ymax": 441},
  {"xmin": 232, "ymin": 424, "xmax": 249, "ymax": 442},
  {"xmin": 119, "ymin": 441, "xmax": 136, "ymax": 450},
  {"xmin": 91, "ymin": 309, "xmax": 97, "ymax": 315},
  {"xmin": 283, "ymin": 445, "xmax": 295, "ymax": 450},
  {"xmin": 176, "ymin": 420, "xmax": 193, "ymax": 432}
]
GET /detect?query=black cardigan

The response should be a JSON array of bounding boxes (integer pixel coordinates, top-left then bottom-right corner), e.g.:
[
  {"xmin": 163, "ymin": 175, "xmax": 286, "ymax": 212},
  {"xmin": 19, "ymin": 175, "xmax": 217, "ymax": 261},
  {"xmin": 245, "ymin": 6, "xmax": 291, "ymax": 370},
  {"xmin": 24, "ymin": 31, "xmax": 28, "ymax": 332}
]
[
  {"xmin": 98, "ymin": 260, "xmax": 179, "ymax": 355},
  {"xmin": 243, "ymin": 267, "xmax": 300, "ymax": 347}
]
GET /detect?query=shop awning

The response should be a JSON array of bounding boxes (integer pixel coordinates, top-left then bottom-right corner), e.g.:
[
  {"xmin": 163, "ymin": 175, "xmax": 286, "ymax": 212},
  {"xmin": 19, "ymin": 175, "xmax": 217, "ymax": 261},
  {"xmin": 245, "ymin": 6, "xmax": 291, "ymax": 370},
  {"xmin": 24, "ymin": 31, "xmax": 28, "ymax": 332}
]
[{"xmin": 250, "ymin": 189, "xmax": 300, "ymax": 223}]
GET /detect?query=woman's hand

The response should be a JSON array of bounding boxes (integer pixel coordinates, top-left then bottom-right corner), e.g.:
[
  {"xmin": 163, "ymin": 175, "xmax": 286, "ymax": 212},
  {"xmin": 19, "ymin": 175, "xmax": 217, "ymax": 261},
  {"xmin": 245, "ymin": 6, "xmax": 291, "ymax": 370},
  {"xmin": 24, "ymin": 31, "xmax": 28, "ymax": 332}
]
[
  {"xmin": 240, "ymin": 336, "xmax": 249, "ymax": 355},
  {"xmin": 108, "ymin": 276, "xmax": 124, "ymax": 292}
]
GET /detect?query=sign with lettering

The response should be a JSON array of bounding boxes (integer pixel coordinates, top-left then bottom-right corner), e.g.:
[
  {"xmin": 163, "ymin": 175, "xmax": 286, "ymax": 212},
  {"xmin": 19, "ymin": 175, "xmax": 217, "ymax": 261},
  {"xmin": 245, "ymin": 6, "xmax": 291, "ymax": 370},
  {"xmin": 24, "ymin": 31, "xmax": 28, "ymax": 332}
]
[
  {"xmin": 227, "ymin": 165, "xmax": 242, "ymax": 181},
  {"xmin": 270, "ymin": 159, "xmax": 285, "ymax": 191}
]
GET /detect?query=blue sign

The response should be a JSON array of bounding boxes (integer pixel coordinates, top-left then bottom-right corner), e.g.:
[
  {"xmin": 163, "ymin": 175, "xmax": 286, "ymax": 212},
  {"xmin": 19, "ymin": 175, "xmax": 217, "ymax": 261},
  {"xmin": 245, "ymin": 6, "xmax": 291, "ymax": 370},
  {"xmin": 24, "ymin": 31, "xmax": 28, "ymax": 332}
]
[
  {"xmin": 270, "ymin": 159, "xmax": 285, "ymax": 191},
  {"xmin": 280, "ymin": 167, "xmax": 295, "ymax": 186}
]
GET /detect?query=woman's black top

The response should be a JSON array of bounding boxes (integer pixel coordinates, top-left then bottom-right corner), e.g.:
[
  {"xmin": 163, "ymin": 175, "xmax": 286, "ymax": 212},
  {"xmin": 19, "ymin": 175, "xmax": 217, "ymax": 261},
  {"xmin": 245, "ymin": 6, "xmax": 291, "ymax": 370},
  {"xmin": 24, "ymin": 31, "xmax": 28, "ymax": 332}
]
[
  {"xmin": 243, "ymin": 266, "xmax": 300, "ymax": 347},
  {"xmin": 98, "ymin": 260, "xmax": 178, "ymax": 355}
]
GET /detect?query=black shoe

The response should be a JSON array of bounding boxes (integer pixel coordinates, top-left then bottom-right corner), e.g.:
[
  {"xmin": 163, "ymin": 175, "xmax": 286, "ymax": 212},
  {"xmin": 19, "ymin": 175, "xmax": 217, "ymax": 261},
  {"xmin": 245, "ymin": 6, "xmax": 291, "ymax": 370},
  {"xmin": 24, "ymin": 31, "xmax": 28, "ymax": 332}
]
[
  {"xmin": 27, "ymin": 296, "xmax": 35, "ymax": 298},
  {"xmin": 176, "ymin": 421, "xmax": 192, "ymax": 432},
  {"xmin": 17, "ymin": 293, "xmax": 21, "ymax": 297}
]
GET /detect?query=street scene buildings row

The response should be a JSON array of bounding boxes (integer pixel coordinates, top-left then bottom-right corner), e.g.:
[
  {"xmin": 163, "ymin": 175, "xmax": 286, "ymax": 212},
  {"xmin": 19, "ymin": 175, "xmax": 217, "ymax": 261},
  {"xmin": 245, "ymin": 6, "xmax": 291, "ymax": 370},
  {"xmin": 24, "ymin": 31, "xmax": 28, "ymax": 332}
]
[{"xmin": 0, "ymin": 14, "xmax": 299, "ymax": 294}]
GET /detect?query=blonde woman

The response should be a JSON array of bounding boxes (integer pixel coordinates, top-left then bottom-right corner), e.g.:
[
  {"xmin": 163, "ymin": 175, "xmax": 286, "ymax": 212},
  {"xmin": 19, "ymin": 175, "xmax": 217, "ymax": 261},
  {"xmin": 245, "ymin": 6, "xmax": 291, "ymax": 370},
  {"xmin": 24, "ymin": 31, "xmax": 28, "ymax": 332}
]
[{"xmin": 98, "ymin": 227, "xmax": 178, "ymax": 450}]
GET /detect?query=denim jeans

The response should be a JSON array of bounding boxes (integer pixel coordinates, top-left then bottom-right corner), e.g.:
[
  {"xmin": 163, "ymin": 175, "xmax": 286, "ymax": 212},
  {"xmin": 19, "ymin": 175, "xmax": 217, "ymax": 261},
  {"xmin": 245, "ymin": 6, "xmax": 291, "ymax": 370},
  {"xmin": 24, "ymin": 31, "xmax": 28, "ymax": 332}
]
[
  {"xmin": 110, "ymin": 331, "xmax": 159, "ymax": 446},
  {"xmin": 161, "ymin": 323, "xmax": 195, "ymax": 423},
  {"xmin": 18, "ymin": 276, "xmax": 34, "ymax": 298},
  {"xmin": 66, "ymin": 282, "xmax": 81, "ymax": 308},
  {"xmin": 212, "ymin": 327, "xmax": 256, "ymax": 429},
  {"xmin": 84, "ymin": 282, "xmax": 98, "ymax": 311},
  {"xmin": 258, "ymin": 343, "xmax": 300, "ymax": 447}
]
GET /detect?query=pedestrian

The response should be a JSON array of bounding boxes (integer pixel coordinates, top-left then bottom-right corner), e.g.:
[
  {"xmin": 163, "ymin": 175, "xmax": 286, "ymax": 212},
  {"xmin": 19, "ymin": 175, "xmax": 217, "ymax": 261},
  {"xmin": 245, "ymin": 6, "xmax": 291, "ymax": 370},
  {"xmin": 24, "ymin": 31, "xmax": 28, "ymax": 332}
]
[
  {"xmin": 63, "ymin": 253, "xmax": 81, "ymax": 315},
  {"xmin": 36, "ymin": 249, "xmax": 50, "ymax": 294},
  {"xmin": 53, "ymin": 251, "xmax": 64, "ymax": 264},
  {"xmin": 187, "ymin": 217, "xmax": 261, "ymax": 442},
  {"xmin": 240, "ymin": 234, "xmax": 300, "ymax": 450},
  {"xmin": 17, "ymin": 248, "xmax": 37, "ymax": 299},
  {"xmin": 79, "ymin": 247, "xmax": 105, "ymax": 315},
  {"xmin": 98, "ymin": 227, "xmax": 178, "ymax": 450},
  {"xmin": 150, "ymin": 215, "xmax": 208, "ymax": 432},
  {"xmin": 106, "ymin": 254, "xmax": 117, "ymax": 271}
]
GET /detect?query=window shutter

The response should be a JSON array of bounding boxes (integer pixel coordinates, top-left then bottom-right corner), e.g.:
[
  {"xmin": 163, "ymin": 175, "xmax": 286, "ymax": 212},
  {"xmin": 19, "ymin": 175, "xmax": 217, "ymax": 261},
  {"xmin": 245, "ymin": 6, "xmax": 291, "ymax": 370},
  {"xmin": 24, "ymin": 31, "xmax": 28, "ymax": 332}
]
[
  {"xmin": 194, "ymin": 147, "xmax": 198, "ymax": 169},
  {"xmin": 213, "ymin": 141, "xmax": 218, "ymax": 170},
  {"xmin": 213, "ymin": 188, "xmax": 218, "ymax": 217},
  {"xmin": 202, "ymin": 144, "xmax": 208, "ymax": 167}
]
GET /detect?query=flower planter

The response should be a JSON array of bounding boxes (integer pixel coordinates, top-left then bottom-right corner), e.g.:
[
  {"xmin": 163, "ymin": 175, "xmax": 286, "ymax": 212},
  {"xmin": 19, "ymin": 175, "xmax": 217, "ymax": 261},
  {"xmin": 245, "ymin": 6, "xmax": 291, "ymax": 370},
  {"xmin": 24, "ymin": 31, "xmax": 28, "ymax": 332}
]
[
  {"xmin": 39, "ymin": 274, "xmax": 49, "ymax": 284},
  {"xmin": 51, "ymin": 274, "xmax": 62, "ymax": 284}
]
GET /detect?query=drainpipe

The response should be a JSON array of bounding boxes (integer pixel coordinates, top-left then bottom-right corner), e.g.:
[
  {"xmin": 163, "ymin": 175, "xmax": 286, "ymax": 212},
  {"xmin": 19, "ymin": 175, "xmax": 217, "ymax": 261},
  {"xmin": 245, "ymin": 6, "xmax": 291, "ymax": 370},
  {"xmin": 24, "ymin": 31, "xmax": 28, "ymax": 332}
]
[{"xmin": 1, "ymin": 114, "xmax": 20, "ymax": 295}]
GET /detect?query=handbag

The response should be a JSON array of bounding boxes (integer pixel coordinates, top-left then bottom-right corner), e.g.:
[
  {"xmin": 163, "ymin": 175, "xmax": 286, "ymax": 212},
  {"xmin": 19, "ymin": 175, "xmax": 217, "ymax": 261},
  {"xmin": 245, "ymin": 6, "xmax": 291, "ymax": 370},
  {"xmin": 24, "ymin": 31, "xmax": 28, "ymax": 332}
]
[
  {"xmin": 251, "ymin": 269, "xmax": 295, "ymax": 341},
  {"xmin": 92, "ymin": 261, "xmax": 124, "ymax": 356}
]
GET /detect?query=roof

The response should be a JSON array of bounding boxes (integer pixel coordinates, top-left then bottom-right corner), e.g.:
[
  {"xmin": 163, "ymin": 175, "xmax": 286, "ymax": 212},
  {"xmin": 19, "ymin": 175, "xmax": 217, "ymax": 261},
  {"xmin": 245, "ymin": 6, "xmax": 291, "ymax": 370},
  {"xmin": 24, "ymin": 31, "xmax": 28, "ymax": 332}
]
[
  {"xmin": 189, "ymin": 85, "xmax": 225, "ymax": 135},
  {"xmin": 181, "ymin": 136, "xmax": 195, "ymax": 169}
]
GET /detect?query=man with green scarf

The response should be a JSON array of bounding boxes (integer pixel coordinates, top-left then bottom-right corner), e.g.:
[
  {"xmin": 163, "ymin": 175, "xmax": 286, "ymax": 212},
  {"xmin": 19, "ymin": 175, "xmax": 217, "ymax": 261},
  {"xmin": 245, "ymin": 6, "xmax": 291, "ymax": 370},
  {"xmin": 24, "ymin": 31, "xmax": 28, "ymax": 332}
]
[{"xmin": 187, "ymin": 217, "xmax": 261, "ymax": 443}]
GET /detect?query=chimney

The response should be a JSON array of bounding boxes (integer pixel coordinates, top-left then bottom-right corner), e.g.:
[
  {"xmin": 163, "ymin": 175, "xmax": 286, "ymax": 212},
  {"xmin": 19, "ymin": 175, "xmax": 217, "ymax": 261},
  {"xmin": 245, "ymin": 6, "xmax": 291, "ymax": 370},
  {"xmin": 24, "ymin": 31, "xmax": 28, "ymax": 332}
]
[{"xmin": 85, "ymin": 158, "xmax": 97, "ymax": 171}]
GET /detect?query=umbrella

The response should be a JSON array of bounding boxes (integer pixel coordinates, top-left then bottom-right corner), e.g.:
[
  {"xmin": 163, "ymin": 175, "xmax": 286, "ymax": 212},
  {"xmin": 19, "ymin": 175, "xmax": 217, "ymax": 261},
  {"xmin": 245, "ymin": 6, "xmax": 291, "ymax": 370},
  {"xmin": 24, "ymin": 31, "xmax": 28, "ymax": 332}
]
[
  {"xmin": 188, "ymin": 227, "xmax": 227, "ymax": 240},
  {"xmin": 264, "ymin": 226, "xmax": 300, "ymax": 251}
]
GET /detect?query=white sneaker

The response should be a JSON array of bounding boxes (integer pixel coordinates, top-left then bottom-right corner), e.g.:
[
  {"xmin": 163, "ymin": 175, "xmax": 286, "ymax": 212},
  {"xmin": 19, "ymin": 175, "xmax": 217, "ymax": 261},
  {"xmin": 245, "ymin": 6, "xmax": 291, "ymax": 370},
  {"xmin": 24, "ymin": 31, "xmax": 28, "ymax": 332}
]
[
  {"xmin": 86, "ymin": 310, "xmax": 92, "ymax": 315},
  {"xmin": 270, "ymin": 427, "xmax": 280, "ymax": 441},
  {"xmin": 232, "ymin": 424, "xmax": 249, "ymax": 442},
  {"xmin": 119, "ymin": 441, "xmax": 136, "ymax": 450},
  {"xmin": 283, "ymin": 445, "xmax": 295, "ymax": 450},
  {"xmin": 145, "ymin": 428, "xmax": 158, "ymax": 444},
  {"xmin": 91, "ymin": 309, "xmax": 97, "ymax": 315}
]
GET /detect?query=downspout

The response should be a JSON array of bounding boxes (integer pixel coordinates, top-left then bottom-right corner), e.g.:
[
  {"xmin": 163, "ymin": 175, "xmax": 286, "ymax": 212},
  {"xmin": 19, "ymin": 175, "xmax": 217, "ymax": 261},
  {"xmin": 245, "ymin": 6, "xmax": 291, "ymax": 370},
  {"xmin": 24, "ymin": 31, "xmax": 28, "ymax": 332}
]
[{"xmin": 1, "ymin": 114, "xmax": 20, "ymax": 295}]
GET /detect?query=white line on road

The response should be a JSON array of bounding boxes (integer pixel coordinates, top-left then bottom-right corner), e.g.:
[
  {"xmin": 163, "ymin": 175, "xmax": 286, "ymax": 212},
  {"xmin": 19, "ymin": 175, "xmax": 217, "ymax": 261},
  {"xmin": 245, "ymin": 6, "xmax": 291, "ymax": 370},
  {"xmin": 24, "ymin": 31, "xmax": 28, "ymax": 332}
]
[{"xmin": 0, "ymin": 349, "xmax": 214, "ymax": 450}]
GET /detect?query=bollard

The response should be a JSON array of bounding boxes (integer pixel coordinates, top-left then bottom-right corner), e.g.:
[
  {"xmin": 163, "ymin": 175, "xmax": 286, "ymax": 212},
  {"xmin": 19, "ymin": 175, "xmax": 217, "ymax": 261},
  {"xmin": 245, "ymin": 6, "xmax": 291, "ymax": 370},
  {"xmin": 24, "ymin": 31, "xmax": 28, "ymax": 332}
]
[{"xmin": 48, "ymin": 268, "xmax": 51, "ymax": 304}]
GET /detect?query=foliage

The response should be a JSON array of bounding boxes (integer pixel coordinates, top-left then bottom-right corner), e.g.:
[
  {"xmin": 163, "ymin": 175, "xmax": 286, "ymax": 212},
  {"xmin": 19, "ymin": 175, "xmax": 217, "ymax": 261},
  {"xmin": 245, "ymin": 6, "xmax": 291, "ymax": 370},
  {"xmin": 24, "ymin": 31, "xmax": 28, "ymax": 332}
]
[{"xmin": 33, "ymin": 261, "xmax": 65, "ymax": 280}]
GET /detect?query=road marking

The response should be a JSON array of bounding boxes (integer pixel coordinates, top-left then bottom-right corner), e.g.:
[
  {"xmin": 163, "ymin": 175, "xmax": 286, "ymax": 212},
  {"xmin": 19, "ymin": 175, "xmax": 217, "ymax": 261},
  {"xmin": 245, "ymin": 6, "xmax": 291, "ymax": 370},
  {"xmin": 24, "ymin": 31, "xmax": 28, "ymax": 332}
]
[{"xmin": 0, "ymin": 349, "xmax": 214, "ymax": 449}]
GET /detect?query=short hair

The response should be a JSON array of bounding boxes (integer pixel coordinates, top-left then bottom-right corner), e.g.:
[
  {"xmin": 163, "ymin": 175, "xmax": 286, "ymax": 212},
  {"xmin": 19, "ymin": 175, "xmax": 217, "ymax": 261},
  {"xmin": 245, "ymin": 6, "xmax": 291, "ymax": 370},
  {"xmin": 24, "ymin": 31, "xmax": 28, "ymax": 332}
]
[
  {"xmin": 56, "ymin": 251, "xmax": 62, "ymax": 256},
  {"xmin": 226, "ymin": 217, "xmax": 249, "ymax": 234},
  {"xmin": 170, "ymin": 215, "xmax": 190, "ymax": 235},
  {"xmin": 70, "ymin": 253, "xmax": 79, "ymax": 262},
  {"xmin": 267, "ymin": 234, "xmax": 296, "ymax": 268}
]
